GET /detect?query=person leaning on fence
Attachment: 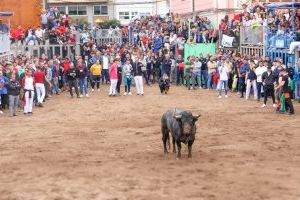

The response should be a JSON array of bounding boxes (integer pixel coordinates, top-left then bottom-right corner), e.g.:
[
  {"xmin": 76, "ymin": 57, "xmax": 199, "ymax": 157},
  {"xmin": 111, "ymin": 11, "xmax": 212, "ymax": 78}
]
[{"xmin": 288, "ymin": 30, "xmax": 300, "ymax": 55}]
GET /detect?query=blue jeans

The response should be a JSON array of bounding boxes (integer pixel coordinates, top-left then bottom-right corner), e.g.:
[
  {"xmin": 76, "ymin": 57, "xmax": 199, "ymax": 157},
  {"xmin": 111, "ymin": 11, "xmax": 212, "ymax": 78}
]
[
  {"xmin": 192, "ymin": 71, "xmax": 201, "ymax": 88},
  {"xmin": 295, "ymin": 81, "xmax": 300, "ymax": 100},
  {"xmin": 218, "ymin": 80, "xmax": 228, "ymax": 95},
  {"xmin": 200, "ymin": 70, "xmax": 208, "ymax": 87},
  {"xmin": 257, "ymin": 82, "xmax": 263, "ymax": 100},
  {"xmin": 51, "ymin": 77, "xmax": 59, "ymax": 94},
  {"xmin": 102, "ymin": 69, "xmax": 109, "ymax": 84},
  {"xmin": 207, "ymin": 72, "xmax": 214, "ymax": 89},
  {"xmin": 79, "ymin": 78, "xmax": 88, "ymax": 95}
]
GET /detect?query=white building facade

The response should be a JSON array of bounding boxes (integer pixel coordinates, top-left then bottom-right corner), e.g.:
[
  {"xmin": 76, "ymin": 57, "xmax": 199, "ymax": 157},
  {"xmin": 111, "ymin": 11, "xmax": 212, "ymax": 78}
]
[{"xmin": 113, "ymin": 0, "xmax": 169, "ymax": 25}]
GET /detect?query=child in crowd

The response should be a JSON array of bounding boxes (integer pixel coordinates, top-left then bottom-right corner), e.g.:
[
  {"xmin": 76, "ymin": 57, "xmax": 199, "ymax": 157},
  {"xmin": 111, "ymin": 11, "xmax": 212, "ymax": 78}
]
[{"xmin": 123, "ymin": 59, "xmax": 133, "ymax": 96}]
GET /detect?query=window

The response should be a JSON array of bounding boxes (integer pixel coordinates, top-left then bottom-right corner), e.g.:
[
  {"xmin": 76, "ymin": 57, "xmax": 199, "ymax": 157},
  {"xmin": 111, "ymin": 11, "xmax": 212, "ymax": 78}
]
[
  {"xmin": 94, "ymin": 5, "xmax": 108, "ymax": 15},
  {"xmin": 78, "ymin": 6, "xmax": 87, "ymax": 15},
  {"xmin": 68, "ymin": 5, "xmax": 87, "ymax": 15},
  {"xmin": 119, "ymin": 11, "xmax": 130, "ymax": 20},
  {"xmin": 131, "ymin": 12, "xmax": 138, "ymax": 19},
  {"xmin": 68, "ymin": 6, "xmax": 78, "ymax": 15},
  {"xmin": 56, "ymin": 6, "xmax": 66, "ymax": 14}
]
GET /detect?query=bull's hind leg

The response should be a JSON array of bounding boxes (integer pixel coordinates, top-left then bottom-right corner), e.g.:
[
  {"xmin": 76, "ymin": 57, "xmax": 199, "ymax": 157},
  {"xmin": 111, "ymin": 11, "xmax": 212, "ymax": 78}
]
[
  {"xmin": 188, "ymin": 140, "xmax": 194, "ymax": 158},
  {"xmin": 162, "ymin": 128, "xmax": 169, "ymax": 154},
  {"xmin": 172, "ymin": 136, "xmax": 176, "ymax": 153}
]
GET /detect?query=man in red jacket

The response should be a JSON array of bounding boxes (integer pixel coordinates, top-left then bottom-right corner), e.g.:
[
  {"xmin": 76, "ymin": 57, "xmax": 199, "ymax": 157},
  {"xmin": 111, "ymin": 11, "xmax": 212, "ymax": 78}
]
[{"xmin": 34, "ymin": 66, "xmax": 46, "ymax": 107}]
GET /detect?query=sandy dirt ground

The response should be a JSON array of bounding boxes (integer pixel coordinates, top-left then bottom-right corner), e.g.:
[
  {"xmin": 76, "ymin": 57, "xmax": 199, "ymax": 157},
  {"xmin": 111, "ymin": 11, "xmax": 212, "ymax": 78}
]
[{"xmin": 1, "ymin": 85, "xmax": 300, "ymax": 200}]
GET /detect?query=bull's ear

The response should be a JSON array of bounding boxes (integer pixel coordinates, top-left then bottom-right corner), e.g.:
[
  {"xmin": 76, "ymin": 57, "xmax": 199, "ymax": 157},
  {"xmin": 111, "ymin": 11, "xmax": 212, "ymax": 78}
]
[
  {"xmin": 193, "ymin": 114, "xmax": 201, "ymax": 121},
  {"xmin": 174, "ymin": 114, "xmax": 182, "ymax": 120}
]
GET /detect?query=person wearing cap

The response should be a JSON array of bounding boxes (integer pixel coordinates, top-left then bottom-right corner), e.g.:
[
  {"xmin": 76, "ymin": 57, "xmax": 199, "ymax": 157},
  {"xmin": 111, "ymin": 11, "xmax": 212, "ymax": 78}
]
[
  {"xmin": 261, "ymin": 66, "xmax": 276, "ymax": 108},
  {"xmin": 275, "ymin": 68, "xmax": 295, "ymax": 115}
]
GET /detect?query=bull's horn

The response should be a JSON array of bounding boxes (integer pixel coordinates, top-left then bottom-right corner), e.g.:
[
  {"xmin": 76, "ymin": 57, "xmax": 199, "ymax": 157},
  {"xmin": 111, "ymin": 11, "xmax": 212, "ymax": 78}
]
[
  {"xmin": 174, "ymin": 114, "xmax": 182, "ymax": 120},
  {"xmin": 193, "ymin": 114, "xmax": 201, "ymax": 121}
]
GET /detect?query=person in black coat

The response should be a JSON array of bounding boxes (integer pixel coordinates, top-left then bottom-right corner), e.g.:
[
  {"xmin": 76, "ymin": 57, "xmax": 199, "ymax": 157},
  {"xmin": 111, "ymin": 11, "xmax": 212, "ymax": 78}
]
[
  {"xmin": 262, "ymin": 66, "xmax": 276, "ymax": 107},
  {"xmin": 66, "ymin": 63, "xmax": 80, "ymax": 98},
  {"xmin": 8, "ymin": 74, "xmax": 21, "ymax": 117}
]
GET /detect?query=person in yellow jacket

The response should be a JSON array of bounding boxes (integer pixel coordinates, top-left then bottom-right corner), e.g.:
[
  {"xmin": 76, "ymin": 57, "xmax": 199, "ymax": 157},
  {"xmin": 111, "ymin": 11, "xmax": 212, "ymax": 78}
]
[{"xmin": 90, "ymin": 60, "xmax": 102, "ymax": 92}]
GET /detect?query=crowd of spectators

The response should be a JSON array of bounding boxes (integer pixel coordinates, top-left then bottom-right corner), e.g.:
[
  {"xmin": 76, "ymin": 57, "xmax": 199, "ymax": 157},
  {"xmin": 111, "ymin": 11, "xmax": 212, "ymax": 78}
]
[
  {"xmin": 1, "ymin": 3, "xmax": 300, "ymax": 118},
  {"xmin": 10, "ymin": 7, "xmax": 77, "ymax": 46}
]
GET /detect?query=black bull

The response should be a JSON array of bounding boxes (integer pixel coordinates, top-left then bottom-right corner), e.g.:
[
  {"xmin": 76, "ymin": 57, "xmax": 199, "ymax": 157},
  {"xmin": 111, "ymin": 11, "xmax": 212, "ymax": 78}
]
[{"xmin": 161, "ymin": 109, "xmax": 200, "ymax": 158}]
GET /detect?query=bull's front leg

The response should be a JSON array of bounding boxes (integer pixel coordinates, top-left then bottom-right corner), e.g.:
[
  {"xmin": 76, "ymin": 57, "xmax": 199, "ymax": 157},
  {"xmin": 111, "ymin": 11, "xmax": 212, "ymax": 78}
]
[
  {"xmin": 176, "ymin": 141, "xmax": 181, "ymax": 159},
  {"xmin": 172, "ymin": 136, "xmax": 176, "ymax": 153},
  {"xmin": 188, "ymin": 140, "xmax": 194, "ymax": 158},
  {"xmin": 162, "ymin": 129, "xmax": 169, "ymax": 154}
]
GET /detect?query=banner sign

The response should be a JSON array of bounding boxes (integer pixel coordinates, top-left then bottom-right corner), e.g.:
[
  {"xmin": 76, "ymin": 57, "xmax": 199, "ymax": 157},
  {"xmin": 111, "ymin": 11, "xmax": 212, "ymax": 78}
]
[
  {"xmin": 221, "ymin": 34, "xmax": 234, "ymax": 47},
  {"xmin": 0, "ymin": 33, "xmax": 10, "ymax": 54},
  {"xmin": 184, "ymin": 43, "xmax": 216, "ymax": 62}
]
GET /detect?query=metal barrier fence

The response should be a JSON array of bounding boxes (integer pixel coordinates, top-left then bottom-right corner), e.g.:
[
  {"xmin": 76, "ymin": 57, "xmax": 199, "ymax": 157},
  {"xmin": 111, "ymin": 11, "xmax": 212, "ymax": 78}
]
[
  {"xmin": 240, "ymin": 45, "xmax": 265, "ymax": 57},
  {"xmin": 10, "ymin": 43, "xmax": 77, "ymax": 60},
  {"xmin": 240, "ymin": 26, "xmax": 265, "ymax": 46},
  {"xmin": 95, "ymin": 29, "xmax": 123, "ymax": 45}
]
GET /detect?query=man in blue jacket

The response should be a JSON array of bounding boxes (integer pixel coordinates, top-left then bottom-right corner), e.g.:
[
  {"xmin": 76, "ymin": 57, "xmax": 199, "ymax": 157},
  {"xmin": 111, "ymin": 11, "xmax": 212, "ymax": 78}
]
[
  {"xmin": 239, "ymin": 58, "xmax": 249, "ymax": 98},
  {"xmin": 153, "ymin": 33, "xmax": 162, "ymax": 54}
]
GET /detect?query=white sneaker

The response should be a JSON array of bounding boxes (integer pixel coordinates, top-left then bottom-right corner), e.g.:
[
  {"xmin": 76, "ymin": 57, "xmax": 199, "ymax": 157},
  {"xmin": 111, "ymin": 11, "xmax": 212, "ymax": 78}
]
[
  {"xmin": 273, "ymin": 104, "xmax": 277, "ymax": 108},
  {"xmin": 128, "ymin": 92, "xmax": 132, "ymax": 96},
  {"xmin": 92, "ymin": 89, "xmax": 94, "ymax": 92},
  {"xmin": 124, "ymin": 92, "xmax": 127, "ymax": 96},
  {"xmin": 218, "ymin": 95, "xmax": 222, "ymax": 99},
  {"xmin": 86, "ymin": 94, "xmax": 89, "ymax": 97},
  {"xmin": 225, "ymin": 95, "xmax": 228, "ymax": 98},
  {"xmin": 79, "ymin": 95, "xmax": 83, "ymax": 98},
  {"xmin": 261, "ymin": 104, "xmax": 266, "ymax": 108},
  {"xmin": 0, "ymin": 110, "xmax": 3, "ymax": 114}
]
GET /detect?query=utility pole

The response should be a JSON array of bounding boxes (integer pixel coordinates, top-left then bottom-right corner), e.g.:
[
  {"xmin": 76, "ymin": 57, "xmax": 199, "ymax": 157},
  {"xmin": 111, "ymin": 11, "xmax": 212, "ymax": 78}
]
[{"xmin": 192, "ymin": 0, "xmax": 195, "ymax": 13}]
